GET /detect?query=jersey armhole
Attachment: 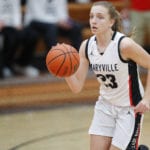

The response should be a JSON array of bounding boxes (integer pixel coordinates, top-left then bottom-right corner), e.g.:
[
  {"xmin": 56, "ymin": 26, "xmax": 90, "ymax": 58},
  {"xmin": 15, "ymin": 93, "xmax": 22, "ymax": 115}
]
[
  {"xmin": 85, "ymin": 38, "xmax": 90, "ymax": 61},
  {"xmin": 118, "ymin": 36, "xmax": 129, "ymax": 63}
]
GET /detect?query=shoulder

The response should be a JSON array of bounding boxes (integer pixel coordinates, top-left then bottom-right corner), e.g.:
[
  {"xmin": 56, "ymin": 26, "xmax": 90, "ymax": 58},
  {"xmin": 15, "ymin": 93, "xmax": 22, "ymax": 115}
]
[
  {"xmin": 119, "ymin": 37, "xmax": 139, "ymax": 60},
  {"xmin": 120, "ymin": 37, "xmax": 135, "ymax": 49},
  {"xmin": 119, "ymin": 36, "xmax": 148, "ymax": 62}
]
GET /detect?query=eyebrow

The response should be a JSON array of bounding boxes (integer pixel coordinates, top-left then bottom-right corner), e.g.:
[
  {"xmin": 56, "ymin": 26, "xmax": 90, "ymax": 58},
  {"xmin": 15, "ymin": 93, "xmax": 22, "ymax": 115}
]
[{"xmin": 90, "ymin": 12, "xmax": 105, "ymax": 15}]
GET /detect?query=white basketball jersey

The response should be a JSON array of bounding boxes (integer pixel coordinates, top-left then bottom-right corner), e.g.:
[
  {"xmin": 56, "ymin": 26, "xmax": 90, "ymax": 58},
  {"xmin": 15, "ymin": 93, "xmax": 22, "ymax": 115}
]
[{"xmin": 85, "ymin": 31, "xmax": 144, "ymax": 106}]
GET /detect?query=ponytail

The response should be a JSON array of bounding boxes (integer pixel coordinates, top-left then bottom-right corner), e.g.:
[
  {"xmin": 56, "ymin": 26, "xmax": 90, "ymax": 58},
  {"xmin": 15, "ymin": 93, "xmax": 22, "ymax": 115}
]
[{"xmin": 111, "ymin": 10, "xmax": 123, "ymax": 32}]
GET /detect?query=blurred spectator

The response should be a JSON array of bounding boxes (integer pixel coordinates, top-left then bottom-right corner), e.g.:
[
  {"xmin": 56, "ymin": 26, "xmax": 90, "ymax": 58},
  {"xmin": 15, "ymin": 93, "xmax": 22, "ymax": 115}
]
[
  {"xmin": 0, "ymin": 0, "xmax": 39, "ymax": 78},
  {"xmin": 0, "ymin": 0, "xmax": 22, "ymax": 78},
  {"xmin": 0, "ymin": 33, "xmax": 3, "ymax": 78},
  {"xmin": 13, "ymin": 24, "xmax": 40, "ymax": 77},
  {"xmin": 120, "ymin": 7, "xmax": 131, "ymax": 35},
  {"xmin": 68, "ymin": 0, "xmax": 91, "ymax": 3},
  {"xmin": 75, "ymin": 0, "xmax": 91, "ymax": 3},
  {"xmin": 122, "ymin": 0, "xmax": 150, "ymax": 51},
  {"xmin": 23, "ymin": 0, "xmax": 83, "ymax": 53}
]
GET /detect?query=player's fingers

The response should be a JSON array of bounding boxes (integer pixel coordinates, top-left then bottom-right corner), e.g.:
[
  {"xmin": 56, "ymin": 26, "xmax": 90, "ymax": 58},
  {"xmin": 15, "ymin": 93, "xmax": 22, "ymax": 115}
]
[{"xmin": 134, "ymin": 104, "xmax": 149, "ymax": 113}]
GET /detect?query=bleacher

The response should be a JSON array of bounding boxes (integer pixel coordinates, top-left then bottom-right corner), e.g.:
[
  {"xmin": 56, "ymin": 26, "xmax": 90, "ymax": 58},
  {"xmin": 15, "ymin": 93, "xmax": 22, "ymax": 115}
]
[
  {"xmin": 24, "ymin": 1, "xmax": 148, "ymax": 54},
  {"xmin": 35, "ymin": 1, "xmax": 124, "ymax": 53}
]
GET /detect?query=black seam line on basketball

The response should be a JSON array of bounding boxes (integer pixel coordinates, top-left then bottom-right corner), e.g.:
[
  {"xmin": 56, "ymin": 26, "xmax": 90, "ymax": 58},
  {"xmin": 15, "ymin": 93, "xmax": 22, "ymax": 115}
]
[
  {"xmin": 71, "ymin": 52, "xmax": 79, "ymax": 63},
  {"xmin": 56, "ymin": 53, "xmax": 66, "ymax": 76},
  {"xmin": 62, "ymin": 44, "xmax": 72, "ymax": 74},
  {"xmin": 47, "ymin": 48, "xmax": 66, "ymax": 65},
  {"xmin": 47, "ymin": 52, "xmax": 78, "ymax": 65},
  {"xmin": 8, "ymin": 127, "xmax": 87, "ymax": 150},
  {"xmin": 68, "ymin": 50, "xmax": 73, "ymax": 75},
  {"xmin": 47, "ymin": 54, "xmax": 65, "ymax": 65},
  {"xmin": 62, "ymin": 44, "xmax": 73, "ymax": 76}
]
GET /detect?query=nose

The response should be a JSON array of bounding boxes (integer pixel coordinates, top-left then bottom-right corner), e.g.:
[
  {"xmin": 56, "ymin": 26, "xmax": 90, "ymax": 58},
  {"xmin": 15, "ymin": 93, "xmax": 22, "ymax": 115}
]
[{"xmin": 90, "ymin": 16, "xmax": 97, "ymax": 24}]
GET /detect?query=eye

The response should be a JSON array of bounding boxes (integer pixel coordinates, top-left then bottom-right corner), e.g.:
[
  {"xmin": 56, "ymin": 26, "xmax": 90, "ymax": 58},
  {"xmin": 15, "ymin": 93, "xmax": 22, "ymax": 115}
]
[
  {"xmin": 97, "ymin": 14, "xmax": 104, "ymax": 19},
  {"xmin": 89, "ymin": 14, "xmax": 94, "ymax": 19}
]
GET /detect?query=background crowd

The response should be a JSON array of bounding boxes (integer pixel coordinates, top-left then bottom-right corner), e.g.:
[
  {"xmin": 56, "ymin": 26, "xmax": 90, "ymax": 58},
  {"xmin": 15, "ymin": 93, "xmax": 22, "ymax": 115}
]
[{"xmin": 0, "ymin": 0, "xmax": 149, "ymax": 79}]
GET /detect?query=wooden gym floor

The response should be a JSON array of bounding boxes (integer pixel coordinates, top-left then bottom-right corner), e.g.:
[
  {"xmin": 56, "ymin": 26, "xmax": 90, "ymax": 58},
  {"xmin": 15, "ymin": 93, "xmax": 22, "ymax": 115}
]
[{"xmin": 0, "ymin": 71, "xmax": 149, "ymax": 150}]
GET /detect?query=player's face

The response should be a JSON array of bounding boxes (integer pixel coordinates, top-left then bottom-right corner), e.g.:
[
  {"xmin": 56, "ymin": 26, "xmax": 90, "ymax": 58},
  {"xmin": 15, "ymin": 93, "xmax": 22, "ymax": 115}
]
[{"xmin": 89, "ymin": 5, "xmax": 114, "ymax": 34}]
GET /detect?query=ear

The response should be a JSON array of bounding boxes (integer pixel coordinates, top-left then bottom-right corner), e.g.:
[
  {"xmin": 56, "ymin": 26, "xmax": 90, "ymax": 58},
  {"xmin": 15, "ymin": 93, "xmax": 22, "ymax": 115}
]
[{"xmin": 109, "ymin": 19, "xmax": 115, "ymax": 28}]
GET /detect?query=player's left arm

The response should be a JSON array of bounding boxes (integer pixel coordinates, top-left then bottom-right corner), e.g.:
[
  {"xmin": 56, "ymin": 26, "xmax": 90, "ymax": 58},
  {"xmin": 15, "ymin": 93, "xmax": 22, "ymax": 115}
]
[
  {"xmin": 134, "ymin": 70, "xmax": 150, "ymax": 113},
  {"xmin": 120, "ymin": 37, "xmax": 150, "ymax": 113}
]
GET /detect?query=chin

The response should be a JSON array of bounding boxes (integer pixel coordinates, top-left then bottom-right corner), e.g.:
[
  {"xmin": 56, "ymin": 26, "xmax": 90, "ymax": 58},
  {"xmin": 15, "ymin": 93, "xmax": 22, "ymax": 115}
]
[{"xmin": 91, "ymin": 29, "xmax": 97, "ymax": 34}]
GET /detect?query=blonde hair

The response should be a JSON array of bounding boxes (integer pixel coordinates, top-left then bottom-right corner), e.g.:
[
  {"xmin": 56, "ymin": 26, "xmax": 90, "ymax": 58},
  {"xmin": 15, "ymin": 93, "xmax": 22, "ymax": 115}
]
[{"xmin": 93, "ymin": 1, "xmax": 123, "ymax": 32}]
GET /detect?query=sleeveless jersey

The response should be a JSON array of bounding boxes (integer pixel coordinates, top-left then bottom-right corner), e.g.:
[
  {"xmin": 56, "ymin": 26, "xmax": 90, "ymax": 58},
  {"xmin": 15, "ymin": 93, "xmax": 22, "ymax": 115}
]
[{"xmin": 85, "ymin": 31, "xmax": 144, "ymax": 107}]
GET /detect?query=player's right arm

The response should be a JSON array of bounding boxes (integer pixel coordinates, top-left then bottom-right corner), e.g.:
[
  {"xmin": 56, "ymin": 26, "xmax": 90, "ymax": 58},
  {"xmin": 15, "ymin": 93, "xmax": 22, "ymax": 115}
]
[{"xmin": 65, "ymin": 40, "xmax": 90, "ymax": 93}]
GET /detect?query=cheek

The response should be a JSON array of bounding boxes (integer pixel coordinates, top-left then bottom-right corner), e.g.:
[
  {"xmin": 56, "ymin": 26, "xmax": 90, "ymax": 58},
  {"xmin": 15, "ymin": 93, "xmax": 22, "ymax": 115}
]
[
  {"xmin": 97, "ymin": 22, "xmax": 110, "ymax": 32},
  {"xmin": 98, "ymin": 20, "xmax": 109, "ymax": 28}
]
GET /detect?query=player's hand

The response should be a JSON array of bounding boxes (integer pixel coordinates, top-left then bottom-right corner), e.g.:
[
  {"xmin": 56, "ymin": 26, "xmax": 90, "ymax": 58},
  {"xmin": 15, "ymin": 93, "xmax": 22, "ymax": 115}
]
[{"xmin": 134, "ymin": 99, "xmax": 150, "ymax": 114}]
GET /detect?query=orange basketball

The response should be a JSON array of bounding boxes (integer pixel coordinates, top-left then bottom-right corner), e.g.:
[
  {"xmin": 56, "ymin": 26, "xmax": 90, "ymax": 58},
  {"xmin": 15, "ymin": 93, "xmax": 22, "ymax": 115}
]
[{"xmin": 46, "ymin": 43, "xmax": 80, "ymax": 77}]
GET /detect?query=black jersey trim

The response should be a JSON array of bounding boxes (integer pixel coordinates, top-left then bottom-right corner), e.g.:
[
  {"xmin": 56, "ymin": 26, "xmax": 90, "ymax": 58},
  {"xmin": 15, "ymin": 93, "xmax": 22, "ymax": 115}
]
[
  {"xmin": 118, "ymin": 36, "xmax": 128, "ymax": 63},
  {"xmin": 128, "ymin": 60, "xmax": 142, "ymax": 106},
  {"xmin": 126, "ymin": 113, "xmax": 142, "ymax": 150},
  {"xmin": 112, "ymin": 31, "xmax": 117, "ymax": 40},
  {"xmin": 85, "ymin": 38, "xmax": 90, "ymax": 61}
]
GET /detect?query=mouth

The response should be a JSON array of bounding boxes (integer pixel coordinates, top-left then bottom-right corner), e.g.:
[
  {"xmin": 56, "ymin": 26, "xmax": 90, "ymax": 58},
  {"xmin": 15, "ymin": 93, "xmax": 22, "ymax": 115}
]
[
  {"xmin": 91, "ymin": 26, "xmax": 98, "ymax": 32},
  {"xmin": 92, "ymin": 26, "xmax": 97, "ymax": 29}
]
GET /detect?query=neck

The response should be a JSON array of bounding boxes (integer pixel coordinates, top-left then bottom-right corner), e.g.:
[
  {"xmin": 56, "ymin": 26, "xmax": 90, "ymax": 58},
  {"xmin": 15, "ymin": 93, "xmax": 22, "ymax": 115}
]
[
  {"xmin": 96, "ymin": 30, "xmax": 114, "ymax": 53},
  {"xmin": 96, "ymin": 30, "xmax": 114, "ymax": 46}
]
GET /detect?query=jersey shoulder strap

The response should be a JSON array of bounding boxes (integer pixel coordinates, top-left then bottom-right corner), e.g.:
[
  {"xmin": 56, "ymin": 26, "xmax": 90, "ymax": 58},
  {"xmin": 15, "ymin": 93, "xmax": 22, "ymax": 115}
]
[
  {"xmin": 85, "ymin": 38, "xmax": 90, "ymax": 61},
  {"xmin": 118, "ymin": 35, "xmax": 127, "ymax": 63}
]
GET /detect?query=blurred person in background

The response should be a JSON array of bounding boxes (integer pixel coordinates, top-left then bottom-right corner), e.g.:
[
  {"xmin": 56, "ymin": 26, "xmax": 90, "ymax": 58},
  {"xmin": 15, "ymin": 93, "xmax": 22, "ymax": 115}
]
[
  {"xmin": 0, "ymin": 0, "xmax": 39, "ymax": 78},
  {"xmin": 0, "ymin": 32, "xmax": 4, "ymax": 78},
  {"xmin": 0, "ymin": 0, "xmax": 22, "ymax": 78},
  {"xmin": 122, "ymin": 0, "xmax": 150, "ymax": 52},
  {"xmin": 23, "ymin": 0, "xmax": 83, "ymax": 53},
  {"xmin": 74, "ymin": 0, "xmax": 91, "ymax": 3}
]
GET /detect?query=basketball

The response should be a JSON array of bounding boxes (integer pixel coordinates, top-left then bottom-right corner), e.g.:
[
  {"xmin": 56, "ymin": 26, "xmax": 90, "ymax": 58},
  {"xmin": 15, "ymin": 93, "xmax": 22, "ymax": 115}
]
[{"xmin": 46, "ymin": 43, "xmax": 80, "ymax": 77}]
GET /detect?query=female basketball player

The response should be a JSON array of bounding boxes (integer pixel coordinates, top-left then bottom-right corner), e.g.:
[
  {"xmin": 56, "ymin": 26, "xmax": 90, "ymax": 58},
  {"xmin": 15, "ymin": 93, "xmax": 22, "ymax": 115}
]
[{"xmin": 65, "ymin": 1, "xmax": 150, "ymax": 150}]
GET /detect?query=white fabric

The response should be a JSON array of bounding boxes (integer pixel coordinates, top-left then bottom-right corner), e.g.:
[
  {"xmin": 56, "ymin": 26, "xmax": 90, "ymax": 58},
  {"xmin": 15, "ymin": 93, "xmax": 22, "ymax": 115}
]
[
  {"xmin": 0, "ymin": 0, "xmax": 21, "ymax": 27},
  {"xmin": 89, "ymin": 98, "xmax": 136, "ymax": 150},
  {"xmin": 87, "ymin": 32, "xmax": 144, "ymax": 106},
  {"xmin": 24, "ymin": 0, "xmax": 69, "ymax": 25}
]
